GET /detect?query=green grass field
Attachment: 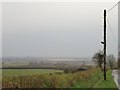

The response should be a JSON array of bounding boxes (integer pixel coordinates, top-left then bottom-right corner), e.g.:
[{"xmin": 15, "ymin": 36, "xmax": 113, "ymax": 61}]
[
  {"xmin": 2, "ymin": 69, "xmax": 63, "ymax": 77},
  {"xmin": 93, "ymin": 70, "xmax": 117, "ymax": 88},
  {"xmin": 74, "ymin": 70, "xmax": 117, "ymax": 88},
  {"xmin": 2, "ymin": 68, "xmax": 117, "ymax": 88}
]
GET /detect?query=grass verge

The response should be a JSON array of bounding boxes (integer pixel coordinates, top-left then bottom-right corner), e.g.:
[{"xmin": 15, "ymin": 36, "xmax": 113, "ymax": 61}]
[
  {"xmin": 73, "ymin": 69, "xmax": 117, "ymax": 88},
  {"xmin": 93, "ymin": 70, "xmax": 117, "ymax": 88}
]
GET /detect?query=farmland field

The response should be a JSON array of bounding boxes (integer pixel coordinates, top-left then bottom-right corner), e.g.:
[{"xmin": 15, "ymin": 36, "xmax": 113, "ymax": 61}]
[
  {"xmin": 2, "ymin": 68, "xmax": 100, "ymax": 88},
  {"xmin": 2, "ymin": 68, "xmax": 117, "ymax": 88},
  {"xmin": 2, "ymin": 69, "xmax": 64, "ymax": 77}
]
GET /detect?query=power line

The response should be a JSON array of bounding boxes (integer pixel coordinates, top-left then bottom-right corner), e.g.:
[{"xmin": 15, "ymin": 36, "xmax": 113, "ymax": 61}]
[
  {"xmin": 107, "ymin": 1, "xmax": 119, "ymax": 13},
  {"xmin": 107, "ymin": 18, "xmax": 118, "ymax": 44}
]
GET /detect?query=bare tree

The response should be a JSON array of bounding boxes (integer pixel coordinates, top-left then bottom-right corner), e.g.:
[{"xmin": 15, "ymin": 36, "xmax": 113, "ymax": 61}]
[
  {"xmin": 107, "ymin": 54, "xmax": 116, "ymax": 69},
  {"xmin": 92, "ymin": 51, "xmax": 104, "ymax": 69}
]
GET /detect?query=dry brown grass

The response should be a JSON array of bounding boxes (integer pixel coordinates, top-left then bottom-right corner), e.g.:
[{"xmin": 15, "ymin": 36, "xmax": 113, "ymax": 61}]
[{"xmin": 2, "ymin": 68, "xmax": 100, "ymax": 88}]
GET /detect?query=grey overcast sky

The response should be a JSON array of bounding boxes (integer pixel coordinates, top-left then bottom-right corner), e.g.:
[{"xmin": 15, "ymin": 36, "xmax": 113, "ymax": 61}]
[{"xmin": 2, "ymin": 2, "xmax": 118, "ymax": 57}]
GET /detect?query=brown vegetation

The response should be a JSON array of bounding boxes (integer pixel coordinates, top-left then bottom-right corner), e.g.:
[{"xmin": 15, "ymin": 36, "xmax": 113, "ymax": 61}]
[{"xmin": 2, "ymin": 68, "xmax": 100, "ymax": 88}]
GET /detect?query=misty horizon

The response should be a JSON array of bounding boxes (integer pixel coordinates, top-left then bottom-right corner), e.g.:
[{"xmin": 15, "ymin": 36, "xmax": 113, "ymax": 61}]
[{"xmin": 2, "ymin": 2, "xmax": 118, "ymax": 58}]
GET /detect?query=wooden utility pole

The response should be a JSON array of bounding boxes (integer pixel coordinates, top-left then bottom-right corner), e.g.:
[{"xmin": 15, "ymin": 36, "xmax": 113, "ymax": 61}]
[{"xmin": 103, "ymin": 9, "xmax": 106, "ymax": 80}]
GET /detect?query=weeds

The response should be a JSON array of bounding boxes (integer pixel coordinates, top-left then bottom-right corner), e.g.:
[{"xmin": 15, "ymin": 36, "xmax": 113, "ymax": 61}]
[{"xmin": 2, "ymin": 68, "xmax": 101, "ymax": 88}]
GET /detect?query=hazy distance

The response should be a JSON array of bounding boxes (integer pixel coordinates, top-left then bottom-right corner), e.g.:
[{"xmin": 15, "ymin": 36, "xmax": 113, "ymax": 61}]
[{"xmin": 2, "ymin": 2, "xmax": 118, "ymax": 58}]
